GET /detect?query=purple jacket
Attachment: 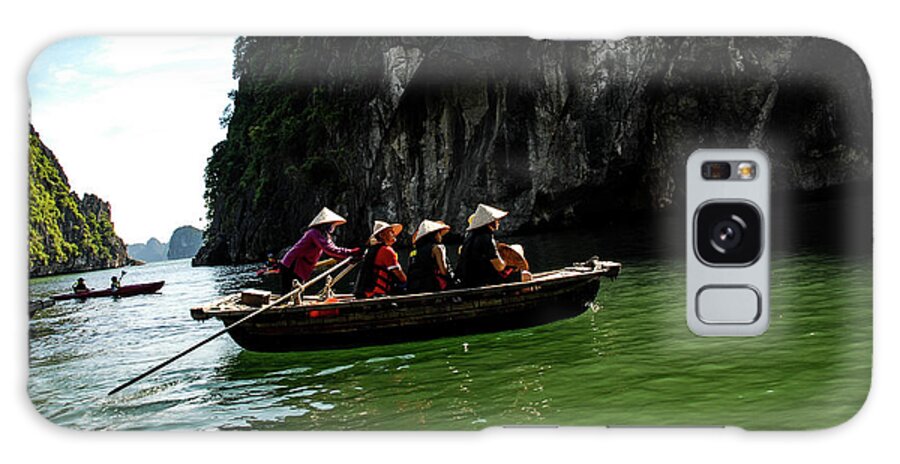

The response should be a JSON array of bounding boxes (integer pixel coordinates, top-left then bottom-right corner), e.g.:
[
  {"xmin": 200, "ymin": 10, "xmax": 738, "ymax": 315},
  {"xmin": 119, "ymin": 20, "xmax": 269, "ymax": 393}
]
[{"xmin": 280, "ymin": 228, "xmax": 355, "ymax": 282}]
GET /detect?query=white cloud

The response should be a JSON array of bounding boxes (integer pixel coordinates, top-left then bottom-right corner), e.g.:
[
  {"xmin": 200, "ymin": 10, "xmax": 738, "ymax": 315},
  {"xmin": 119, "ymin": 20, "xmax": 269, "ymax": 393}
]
[
  {"xmin": 52, "ymin": 68, "xmax": 81, "ymax": 84},
  {"xmin": 29, "ymin": 36, "xmax": 237, "ymax": 244}
]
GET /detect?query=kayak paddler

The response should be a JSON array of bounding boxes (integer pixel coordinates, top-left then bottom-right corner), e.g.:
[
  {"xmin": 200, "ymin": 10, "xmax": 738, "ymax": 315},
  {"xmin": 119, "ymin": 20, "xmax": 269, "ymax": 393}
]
[
  {"xmin": 72, "ymin": 277, "xmax": 88, "ymax": 293},
  {"xmin": 279, "ymin": 207, "xmax": 362, "ymax": 294}
]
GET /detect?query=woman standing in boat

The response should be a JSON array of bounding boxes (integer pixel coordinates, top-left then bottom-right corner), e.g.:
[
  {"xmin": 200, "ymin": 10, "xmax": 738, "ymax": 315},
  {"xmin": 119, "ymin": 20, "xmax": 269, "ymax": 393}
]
[
  {"xmin": 279, "ymin": 207, "xmax": 361, "ymax": 294},
  {"xmin": 407, "ymin": 220, "xmax": 456, "ymax": 293},
  {"xmin": 354, "ymin": 221, "xmax": 407, "ymax": 298},
  {"xmin": 456, "ymin": 204, "xmax": 521, "ymax": 288}
]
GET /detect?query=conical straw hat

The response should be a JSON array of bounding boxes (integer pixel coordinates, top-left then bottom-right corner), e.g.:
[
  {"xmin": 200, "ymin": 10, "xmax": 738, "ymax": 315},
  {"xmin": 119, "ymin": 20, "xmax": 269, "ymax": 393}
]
[
  {"xmin": 370, "ymin": 220, "xmax": 404, "ymax": 240},
  {"xmin": 498, "ymin": 243, "xmax": 529, "ymax": 271},
  {"xmin": 412, "ymin": 220, "xmax": 451, "ymax": 244},
  {"xmin": 308, "ymin": 207, "xmax": 347, "ymax": 228},
  {"xmin": 466, "ymin": 204, "xmax": 508, "ymax": 231}
]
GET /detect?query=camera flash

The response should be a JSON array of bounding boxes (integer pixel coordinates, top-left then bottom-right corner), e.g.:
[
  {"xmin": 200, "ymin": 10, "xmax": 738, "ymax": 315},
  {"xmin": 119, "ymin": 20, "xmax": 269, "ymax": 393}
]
[{"xmin": 737, "ymin": 162, "xmax": 756, "ymax": 180}]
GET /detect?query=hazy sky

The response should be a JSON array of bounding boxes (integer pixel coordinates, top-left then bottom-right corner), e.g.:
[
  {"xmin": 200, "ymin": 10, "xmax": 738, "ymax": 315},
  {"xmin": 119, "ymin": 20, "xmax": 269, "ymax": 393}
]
[{"xmin": 28, "ymin": 36, "xmax": 237, "ymax": 244}]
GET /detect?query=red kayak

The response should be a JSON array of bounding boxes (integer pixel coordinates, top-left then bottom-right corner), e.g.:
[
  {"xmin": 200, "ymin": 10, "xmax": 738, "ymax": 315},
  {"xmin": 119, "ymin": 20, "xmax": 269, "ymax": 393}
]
[
  {"xmin": 52, "ymin": 281, "xmax": 165, "ymax": 301},
  {"xmin": 255, "ymin": 267, "xmax": 280, "ymax": 276}
]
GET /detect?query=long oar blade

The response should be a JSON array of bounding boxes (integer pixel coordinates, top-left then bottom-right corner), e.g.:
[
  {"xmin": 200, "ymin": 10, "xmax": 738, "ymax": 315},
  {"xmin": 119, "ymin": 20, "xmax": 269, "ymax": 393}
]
[{"xmin": 107, "ymin": 256, "xmax": 353, "ymax": 396}]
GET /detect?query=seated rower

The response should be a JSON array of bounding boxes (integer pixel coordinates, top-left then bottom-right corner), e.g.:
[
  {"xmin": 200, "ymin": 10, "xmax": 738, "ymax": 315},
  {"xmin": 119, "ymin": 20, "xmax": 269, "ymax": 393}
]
[
  {"xmin": 110, "ymin": 276, "xmax": 121, "ymax": 291},
  {"xmin": 407, "ymin": 220, "xmax": 457, "ymax": 293},
  {"xmin": 456, "ymin": 204, "xmax": 529, "ymax": 288},
  {"xmin": 72, "ymin": 277, "xmax": 88, "ymax": 293},
  {"xmin": 354, "ymin": 221, "xmax": 407, "ymax": 298}
]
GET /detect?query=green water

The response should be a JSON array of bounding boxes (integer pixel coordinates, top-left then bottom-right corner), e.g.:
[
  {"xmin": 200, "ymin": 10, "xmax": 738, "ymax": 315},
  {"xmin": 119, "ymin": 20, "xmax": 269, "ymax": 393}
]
[{"xmin": 27, "ymin": 248, "xmax": 871, "ymax": 430}]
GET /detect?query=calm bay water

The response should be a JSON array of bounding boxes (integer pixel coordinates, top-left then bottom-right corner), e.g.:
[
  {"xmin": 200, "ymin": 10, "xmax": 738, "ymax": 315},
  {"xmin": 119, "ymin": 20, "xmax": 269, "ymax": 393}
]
[{"xmin": 28, "ymin": 228, "xmax": 871, "ymax": 430}]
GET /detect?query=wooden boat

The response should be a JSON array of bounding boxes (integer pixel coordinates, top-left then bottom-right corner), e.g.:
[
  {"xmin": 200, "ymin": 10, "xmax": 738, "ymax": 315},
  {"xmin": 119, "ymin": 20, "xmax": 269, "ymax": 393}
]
[
  {"xmin": 51, "ymin": 281, "xmax": 165, "ymax": 301},
  {"xmin": 191, "ymin": 258, "xmax": 621, "ymax": 352}
]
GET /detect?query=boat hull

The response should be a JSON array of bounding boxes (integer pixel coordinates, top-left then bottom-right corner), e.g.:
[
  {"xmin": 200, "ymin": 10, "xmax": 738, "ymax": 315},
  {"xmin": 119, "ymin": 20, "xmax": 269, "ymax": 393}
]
[
  {"xmin": 196, "ymin": 262, "xmax": 618, "ymax": 352},
  {"xmin": 52, "ymin": 281, "xmax": 165, "ymax": 301}
]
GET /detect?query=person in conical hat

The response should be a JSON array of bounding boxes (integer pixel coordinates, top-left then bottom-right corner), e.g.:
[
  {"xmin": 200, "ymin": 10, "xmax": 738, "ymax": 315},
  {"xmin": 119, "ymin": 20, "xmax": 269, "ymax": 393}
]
[
  {"xmin": 369, "ymin": 220, "xmax": 403, "ymax": 243},
  {"xmin": 354, "ymin": 220, "xmax": 407, "ymax": 298},
  {"xmin": 407, "ymin": 220, "xmax": 456, "ymax": 293},
  {"xmin": 308, "ymin": 207, "xmax": 347, "ymax": 229},
  {"xmin": 279, "ymin": 207, "xmax": 361, "ymax": 294},
  {"xmin": 456, "ymin": 203, "xmax": 523, "ymax": 288},
  {"xmin": 466, "ymin": 203, "xmax": 508, "ymax": 231}
]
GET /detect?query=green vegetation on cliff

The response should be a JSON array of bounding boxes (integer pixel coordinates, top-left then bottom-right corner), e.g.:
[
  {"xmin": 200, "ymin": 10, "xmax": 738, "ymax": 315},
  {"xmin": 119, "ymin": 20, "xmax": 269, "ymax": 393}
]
[
  {"xmin": 29, "ymin": 126, "xmax": 127, "ymax": 276},
  {"xmin": 205, "ymin": 38, "xmax": 354, "ymax": 218},
  {"xmin": 29, "ymin": 134, "xmax": 79, "ymax": 266},
  {"xmin": 201, "ymin": 38, "xmax": 368, "ymax": 264}
]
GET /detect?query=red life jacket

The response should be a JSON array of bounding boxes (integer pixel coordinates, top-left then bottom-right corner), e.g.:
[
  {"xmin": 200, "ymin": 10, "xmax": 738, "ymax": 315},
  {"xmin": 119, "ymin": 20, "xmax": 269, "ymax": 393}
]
[{"xmin": 353, "ymin": 244, "xmax": 395, "ymax": 298}]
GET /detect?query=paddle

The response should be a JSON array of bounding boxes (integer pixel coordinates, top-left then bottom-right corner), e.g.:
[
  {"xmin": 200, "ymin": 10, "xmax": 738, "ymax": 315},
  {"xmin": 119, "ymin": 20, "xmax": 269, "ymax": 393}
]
[
  {"xmin": 107, "ymin": 256, "xmax": 354, "ymax": 396},
  {"xmin": 314, "ymin": 258, "xmax": 337, "ymax": 269},
  {"xmin": 112, "ymin": 269, "xmax": 127, "ymax": 293},
  {"xmin": 260, "ymin": 258, "xmax": 332, "ymax": 275}
]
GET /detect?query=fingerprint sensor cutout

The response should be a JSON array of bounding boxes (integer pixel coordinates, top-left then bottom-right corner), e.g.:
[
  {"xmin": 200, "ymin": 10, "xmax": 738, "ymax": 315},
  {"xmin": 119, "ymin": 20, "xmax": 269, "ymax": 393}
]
[{"xmin": 696, "ymin": 285, "xmax": 761, "ymax": 324}]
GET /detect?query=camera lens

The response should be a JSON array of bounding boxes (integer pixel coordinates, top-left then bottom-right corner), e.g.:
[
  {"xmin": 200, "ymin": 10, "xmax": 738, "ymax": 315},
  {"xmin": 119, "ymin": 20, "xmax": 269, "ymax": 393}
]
[
  {"xmin": 695, "ymin": 202, "xmax": 762, "ymax": 265},
  {"xmin": 711, "ymin": 218, "xmax": 743, "ymax": 251}
]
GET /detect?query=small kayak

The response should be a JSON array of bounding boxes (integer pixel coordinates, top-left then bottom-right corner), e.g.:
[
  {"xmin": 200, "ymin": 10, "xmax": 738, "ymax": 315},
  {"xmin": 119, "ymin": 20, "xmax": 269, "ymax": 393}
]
[
  {"xmin": 52, "ymin": 281, "xmax": 165, "ymax": 301},
  {"xmin": 256, "ymin": 267, "xmax": 280, "ymax": 276}
]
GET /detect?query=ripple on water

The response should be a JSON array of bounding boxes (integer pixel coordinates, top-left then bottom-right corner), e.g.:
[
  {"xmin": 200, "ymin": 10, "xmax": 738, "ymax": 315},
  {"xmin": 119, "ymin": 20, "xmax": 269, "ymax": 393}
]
[{"xmin": 315, "ymin": 364, "xmax": 356, "ymax": 376}]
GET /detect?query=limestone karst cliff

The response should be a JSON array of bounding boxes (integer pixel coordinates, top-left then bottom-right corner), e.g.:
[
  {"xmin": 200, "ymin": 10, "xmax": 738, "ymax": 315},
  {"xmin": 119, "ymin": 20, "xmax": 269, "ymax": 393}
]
[
  {"xmin": 167, "ymin": 226, "xmax": 203, "ymax": 259},
  {"xmin": 195, "ymin": 37, "xmax": 871, "ymax": 265},
  {"xmin": 29, "ymin": 126, "xmax": 128, "ymax": 276}
]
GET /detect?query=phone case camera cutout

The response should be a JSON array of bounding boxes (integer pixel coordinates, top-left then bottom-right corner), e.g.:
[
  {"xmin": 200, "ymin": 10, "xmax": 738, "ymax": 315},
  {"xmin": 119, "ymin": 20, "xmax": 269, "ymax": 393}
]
[{"xmin": 687, "ymin": 150, "xmax": 770, "ymax": 335}]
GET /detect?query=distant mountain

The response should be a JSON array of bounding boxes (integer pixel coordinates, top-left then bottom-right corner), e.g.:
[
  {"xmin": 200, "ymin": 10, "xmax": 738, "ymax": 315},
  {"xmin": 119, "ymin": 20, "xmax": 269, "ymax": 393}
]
[
  {"xmin": 126, "ymin": 226, "xmax": 204, "ymax": 262},
  {"xmin": 167, "ymin": 226, "xmax": 203, "ymax": 259},
  {"xmin": 127, "ymin": 238, "xmax": 168, "ymax": 262},
  {"xmin": 29, "ymin": 125, "xmax": 127, "ymax": 276}
]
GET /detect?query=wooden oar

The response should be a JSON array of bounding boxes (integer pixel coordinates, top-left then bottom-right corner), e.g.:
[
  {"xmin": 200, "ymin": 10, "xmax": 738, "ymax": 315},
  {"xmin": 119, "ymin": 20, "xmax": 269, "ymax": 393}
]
[
  {"xmin": 107, "ymin": 256, "xmax": 354, "ymax": 396},
  {"xmin": 314, "ymin": 258, "xmax": 337, "ymax": 270}
]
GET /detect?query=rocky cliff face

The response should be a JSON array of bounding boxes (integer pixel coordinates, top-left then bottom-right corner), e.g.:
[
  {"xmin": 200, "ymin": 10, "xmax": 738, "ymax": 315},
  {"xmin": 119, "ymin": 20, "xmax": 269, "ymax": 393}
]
[
  {"xmin": 29, "ymin": 126, "xmax": 128, "ymax": 276},
  {"xmin": 167, "ymin": 225, "xmax": 203, "ymax": 259},
  {"xmin": 195, "ymin": 37, "xmax": 871, "ymax": 265}
]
